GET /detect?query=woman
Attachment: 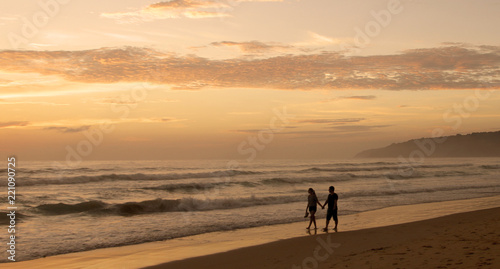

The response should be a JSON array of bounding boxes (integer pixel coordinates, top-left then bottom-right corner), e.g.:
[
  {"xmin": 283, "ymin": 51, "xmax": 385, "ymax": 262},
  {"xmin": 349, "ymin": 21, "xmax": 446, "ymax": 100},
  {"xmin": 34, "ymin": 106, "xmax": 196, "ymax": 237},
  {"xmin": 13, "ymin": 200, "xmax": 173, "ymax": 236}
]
[{"xmin": 305, "ymin": 188, "xmax": 322, "ymax": 229}]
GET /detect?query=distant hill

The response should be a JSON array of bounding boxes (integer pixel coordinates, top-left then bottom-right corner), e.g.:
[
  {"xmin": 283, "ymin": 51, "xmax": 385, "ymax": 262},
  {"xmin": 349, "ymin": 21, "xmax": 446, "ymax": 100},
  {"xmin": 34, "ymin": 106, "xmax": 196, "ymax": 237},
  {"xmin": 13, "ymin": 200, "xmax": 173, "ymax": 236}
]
[{"xmin": 355, "ymin": 131, "xmax": 500, "ymax": 158}]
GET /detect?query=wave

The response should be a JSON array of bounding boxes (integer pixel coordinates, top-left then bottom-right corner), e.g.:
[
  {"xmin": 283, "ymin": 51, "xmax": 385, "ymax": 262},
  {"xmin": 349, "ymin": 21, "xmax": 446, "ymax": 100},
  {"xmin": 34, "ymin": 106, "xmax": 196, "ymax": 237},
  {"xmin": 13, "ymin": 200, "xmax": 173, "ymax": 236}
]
[
  {"xmin": 260, "ymin": 174, "xmax": 359, "ymax": 185},
  {"xmin": 16, "ymin": 161, "xmax": 491, "ymax": 187},
  {"xmin": 2, "ymin": 167, "xmax": 119, "ymax": 175},
  {"xmin": 299, "ymin": 166, "xmax": 398, "ymax": 173},
  {"xmin": 144, "ymin": 182, "xmax": 227, "ymax": 192},
  {"xmin": 299, "ymin": 163, "xmax": 474, "ymax": 173},
  {"xmin": 0, "ymin": 212, "xmax": 26, "ymax": 225},
  {"xmin": 36, "ymin": 201, "xmax": 107, "ymax": 215},
  {"xmin": 292, "ymin": 161, "xmax": 398, "ymax": 168},
  {"xmin": 21, "ymin": 170, "xmax": 263, "ymax": 186},
  {"xmin": 481, "ymin": 165, "xmax": 500, "ymax": 170},
  {"xmin": 34, "ymin": 196, "xmax": 298, "ymax": 216},
  {"xmin": 144, "ymin": 181, "xmax": 260, "ymax": 192},
  {"xmin": 142, "ymin": 174, "xmax": 367, "ymax": 192},
  {"xmin": 384, "ymin": 170, "xmax": 483, "ymax": 180},
  {"xmin": 141, "ymin": 169, "xmax": 488, "ymax": 193},
  {"xmin": 341, "ymin": 184, "xmax": 500, "ymax": 199},
  {"xmin": 262, "ymin": 169, "xmax": 484, "ymax": 185},
  {"xmin": 33, "ymin": 182, "xmax": 500, "ymax": 216}
]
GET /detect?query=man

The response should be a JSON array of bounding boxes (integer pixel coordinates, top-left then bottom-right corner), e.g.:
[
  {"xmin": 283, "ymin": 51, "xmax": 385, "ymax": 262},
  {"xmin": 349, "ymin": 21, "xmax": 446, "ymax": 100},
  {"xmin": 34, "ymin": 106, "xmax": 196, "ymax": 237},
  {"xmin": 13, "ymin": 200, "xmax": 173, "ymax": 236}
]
[{"xmin": 321, "ymin": 186, "xmax": 338, "ymax": 231}]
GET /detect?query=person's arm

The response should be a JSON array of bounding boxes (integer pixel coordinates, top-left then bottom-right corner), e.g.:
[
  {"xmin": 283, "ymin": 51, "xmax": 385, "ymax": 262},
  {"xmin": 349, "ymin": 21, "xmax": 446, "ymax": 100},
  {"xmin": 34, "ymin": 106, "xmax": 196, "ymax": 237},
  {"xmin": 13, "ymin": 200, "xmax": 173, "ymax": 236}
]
[
  {"xmin": 322, "ymin": 198, "xmax": 327, "ymax": 209},
  {"xmin": 333, "ymin": 199, "xmax": 338, "ymax": 210}
]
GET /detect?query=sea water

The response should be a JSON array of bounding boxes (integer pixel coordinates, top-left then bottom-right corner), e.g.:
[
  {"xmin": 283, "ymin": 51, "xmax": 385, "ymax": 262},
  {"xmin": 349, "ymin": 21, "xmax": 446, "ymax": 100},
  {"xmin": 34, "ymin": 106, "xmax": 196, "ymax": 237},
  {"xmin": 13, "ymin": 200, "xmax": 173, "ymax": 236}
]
[{"xmin": 1, "ymin": 158, "xmax": 499, "ymax": 262}]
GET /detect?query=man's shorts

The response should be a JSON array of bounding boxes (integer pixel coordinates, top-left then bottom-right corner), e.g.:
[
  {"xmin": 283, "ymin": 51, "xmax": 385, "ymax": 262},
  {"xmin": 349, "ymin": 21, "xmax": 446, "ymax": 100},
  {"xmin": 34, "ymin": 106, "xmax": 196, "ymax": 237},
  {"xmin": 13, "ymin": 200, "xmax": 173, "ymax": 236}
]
[{"xmin": 327, "ymin": 209, "xmax": 338, "ymax": 222}]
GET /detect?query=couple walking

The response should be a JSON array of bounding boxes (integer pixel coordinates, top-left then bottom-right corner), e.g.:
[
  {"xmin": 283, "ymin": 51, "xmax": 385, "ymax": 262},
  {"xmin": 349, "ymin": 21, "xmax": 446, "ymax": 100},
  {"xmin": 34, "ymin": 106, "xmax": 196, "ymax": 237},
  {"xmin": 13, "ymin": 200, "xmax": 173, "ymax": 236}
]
[{"xmin": 305, "ymin": 186, "xmax": 338, "ymax": 232}]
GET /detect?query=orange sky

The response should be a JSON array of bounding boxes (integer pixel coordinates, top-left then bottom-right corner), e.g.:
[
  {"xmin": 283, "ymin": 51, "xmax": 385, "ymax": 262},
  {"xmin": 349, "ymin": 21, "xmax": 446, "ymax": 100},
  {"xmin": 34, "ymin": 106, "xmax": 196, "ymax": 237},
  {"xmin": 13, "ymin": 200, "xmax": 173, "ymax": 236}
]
[{"xmin": 0, "ymin": 0, "xmax": 499, "ymax": 161}]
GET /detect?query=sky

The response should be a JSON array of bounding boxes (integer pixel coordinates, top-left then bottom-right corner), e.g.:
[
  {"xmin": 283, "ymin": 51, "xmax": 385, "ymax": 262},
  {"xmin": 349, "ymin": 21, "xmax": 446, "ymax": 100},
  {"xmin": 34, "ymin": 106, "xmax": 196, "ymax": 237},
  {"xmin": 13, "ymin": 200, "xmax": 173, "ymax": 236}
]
[{"xmin": 0, "ymin": 0, "xmax": 499, "ymax": 161}]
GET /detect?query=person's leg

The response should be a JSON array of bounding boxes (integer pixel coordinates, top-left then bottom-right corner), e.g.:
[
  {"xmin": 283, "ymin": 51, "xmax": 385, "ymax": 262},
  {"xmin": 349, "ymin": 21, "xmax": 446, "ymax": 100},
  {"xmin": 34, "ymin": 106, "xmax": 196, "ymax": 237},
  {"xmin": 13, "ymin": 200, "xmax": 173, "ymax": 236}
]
[
  {"xmin": 307, "ymin": 210, "xmax": 315, "ymax": 229},
  {"xmin": 309, "ymin": 211, "xmax": 316, "ymax": 229},
  {"xmin": 311, "ymin": 211, "xmax": 317, "ymax": 229},
  {"xmin": 324, "ymin": 210, "xmax": 332, "ymax": 231},
  {"xmin": 333, "ymin": 210, "xmax": 338, "ymax": 230}
]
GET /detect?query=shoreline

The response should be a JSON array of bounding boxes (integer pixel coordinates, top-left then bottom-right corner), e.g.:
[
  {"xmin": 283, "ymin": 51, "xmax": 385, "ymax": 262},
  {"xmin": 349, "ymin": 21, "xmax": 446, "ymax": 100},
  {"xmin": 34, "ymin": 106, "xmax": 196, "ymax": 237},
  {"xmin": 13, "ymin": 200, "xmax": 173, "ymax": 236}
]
[{"xmin": 6, "ymin": 195, "xmax": 500, "ymax": 269}]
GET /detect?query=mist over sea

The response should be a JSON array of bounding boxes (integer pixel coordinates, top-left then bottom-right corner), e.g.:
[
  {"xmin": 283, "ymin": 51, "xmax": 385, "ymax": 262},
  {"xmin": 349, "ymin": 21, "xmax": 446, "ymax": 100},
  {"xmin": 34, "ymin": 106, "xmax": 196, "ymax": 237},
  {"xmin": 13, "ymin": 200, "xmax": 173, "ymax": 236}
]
[{"xmin": 2, "ymin": 158, "xmax": 500, "ymax": 262}]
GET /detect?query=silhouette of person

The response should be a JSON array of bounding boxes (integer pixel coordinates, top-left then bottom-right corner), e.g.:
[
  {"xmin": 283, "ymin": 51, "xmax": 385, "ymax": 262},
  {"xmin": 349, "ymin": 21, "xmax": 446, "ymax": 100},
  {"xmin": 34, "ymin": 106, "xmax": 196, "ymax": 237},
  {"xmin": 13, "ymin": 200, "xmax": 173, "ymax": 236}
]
[
  {"xmin": 305, "ymin": 188, "xmax": 322, "ymax": 229},
  {"xmin": 321, "ymin": 186, "xmax": 338, "ymax": 231}
]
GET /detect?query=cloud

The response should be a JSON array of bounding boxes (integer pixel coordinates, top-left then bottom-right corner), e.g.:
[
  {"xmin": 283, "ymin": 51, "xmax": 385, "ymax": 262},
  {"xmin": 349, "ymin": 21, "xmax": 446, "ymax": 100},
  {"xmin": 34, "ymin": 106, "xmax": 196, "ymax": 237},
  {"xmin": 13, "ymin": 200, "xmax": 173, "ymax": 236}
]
[
  {"xmin": 92, "ymin": 96, "xmax": 139, "ymax": 106},
  {"xmin": 44, "ymin": 125, "xmax": 92, "ymax": 133},
  {"xmin": 342, "ymin": 95, "xmax": 376, "ymax": 100},
  {"xmin": 234, "ymin": 125, "xmax": 389, "ymax": 137},
  {"xmin": 330, "ymin": 125, "xmax": 391, "ymax": 131},
  {"xmin": 101, "ymin": 0, "xmax": 282, "ymax": 22},
  {"xmin": 87, "ymin": 97, "xmax": 178, "ymax": 105},
  {"xmin": 144, "ymin": 117, "xmax": 174, "ymax": 122},
  {"xmin": 0, "ymin": 118, "xmax": 184, "ymax": 131},
  {"xmin": 0, "ymin": 44, "xmax": 499, "ymax": 91},
  {"xmin": 301, "ymin": 32, "xmax": 354, "ymax": 46},
  {"xmin": 296, "ymin": 118, "xmax": 366, "ymax": 125},
  {"xmin": 210, "ymin": 41, "xmax": 293, "ymax": 53},
  {"xmin": 234, "ymin": 125, "xmax": 296, "ymax": 133},
  {"xmin": 0, "ymin": 100, "xmax": 69, "ymax": 106},
  {"xmin": 0, "ymin": 121, "xmax": 30, "ymax": 128},
  {"xmin": 101, "ymin": 0, "xmax": 229, "ymax": 22},
  {"xmin": 322, "ymin": 95, "xmax": 377, "ymax": 102}
]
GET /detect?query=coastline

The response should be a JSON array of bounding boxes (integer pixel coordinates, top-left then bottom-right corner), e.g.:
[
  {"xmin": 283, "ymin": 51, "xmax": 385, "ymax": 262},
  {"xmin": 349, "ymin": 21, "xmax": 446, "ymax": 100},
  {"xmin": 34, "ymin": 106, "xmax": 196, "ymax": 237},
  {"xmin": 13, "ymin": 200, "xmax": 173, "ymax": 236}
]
[{"xmin": 6, "ymin": 195, "xmax": 500, "ymax": 269}]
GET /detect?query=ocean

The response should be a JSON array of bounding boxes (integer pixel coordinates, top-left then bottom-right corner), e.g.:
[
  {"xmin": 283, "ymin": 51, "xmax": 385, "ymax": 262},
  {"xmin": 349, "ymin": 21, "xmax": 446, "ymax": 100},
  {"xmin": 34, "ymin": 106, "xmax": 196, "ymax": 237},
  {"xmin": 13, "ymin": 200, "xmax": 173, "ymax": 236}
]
[{"xmin": 2, "ymin": 158, "xmax": 500, "ymax": 262}]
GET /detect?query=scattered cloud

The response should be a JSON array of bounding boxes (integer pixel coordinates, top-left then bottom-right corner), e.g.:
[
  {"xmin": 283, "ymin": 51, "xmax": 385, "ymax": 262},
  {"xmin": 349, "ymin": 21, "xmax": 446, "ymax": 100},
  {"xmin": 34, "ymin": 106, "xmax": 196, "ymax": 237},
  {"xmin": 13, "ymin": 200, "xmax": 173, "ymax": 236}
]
[
  {"xmin": 330, "ymin": 125, "xmax": 391, "ymax": 131},
  {"xmin": 342, "ymin": 95, "xmax": 376, "ymax": 100},
  {"xmin": 101, "ymin": 0, "xmax": 229, "ymax": 22},
  {"xmin": 0, "ymin": 121, "xmax": 30, "ymax": 128},
  {"xmin": 296, "ymin": 118, "xmax": 366, "ymax": 125},
  {"xmin": 0, "ymin": 44, "xmax": 499, "ymax": 91},
  {"xmin": 234, "ymin": 125, "xmax": 390, "ymax": 137},
  {"xmin": 101, "ymin": 0, "xmax": 283, "ymax": 23},
  {"xmin": 297, "ymin": 32, "xmax": 354, "ymax": 47},
  {"xmin": 210, "ymin": 41, "xmax": 293, "ymax": 53},
  {"xmin": 322, "ymin": 95, "xmax": 377, "ymax": 102},
  {"xmin": 0, "ymin": 100, "xmax": 69, "ymax": 106},
  {"xmin": 0, "ymin": 117, "xmax": 184, "ymax": 131},
  {"xmin": 145, "ymin": 117, "xmax": 175, "ymax": 122},
  {"xmin": 87, "ymin": 97, "xmax": 179, "ymax": 105},
  {"xmin": 44, "ymin": 125, "xmax": 92, "ymax": 133},
  {"xmin": 92, "ymin": 96, "xmax": 139, "ymax": 106},
  {"xmin": 233, "ymin": 125, "xmax": 296, "ymax": 133}
]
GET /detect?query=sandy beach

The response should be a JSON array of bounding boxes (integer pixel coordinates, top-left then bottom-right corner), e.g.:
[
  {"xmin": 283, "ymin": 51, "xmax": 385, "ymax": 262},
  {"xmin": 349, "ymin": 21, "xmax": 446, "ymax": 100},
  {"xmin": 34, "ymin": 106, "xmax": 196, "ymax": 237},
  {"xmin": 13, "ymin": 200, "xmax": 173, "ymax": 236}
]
[
  {"xmin": 7, "ymin": 195, "xmax": 500, "ymax": 269},
  {"xmin": 147, "ymin": 207, "xmax": 500, "ymax": 269},
  {"xmin": 148, "ymin": 208, "xmax": 500, "ymax": 269}
]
